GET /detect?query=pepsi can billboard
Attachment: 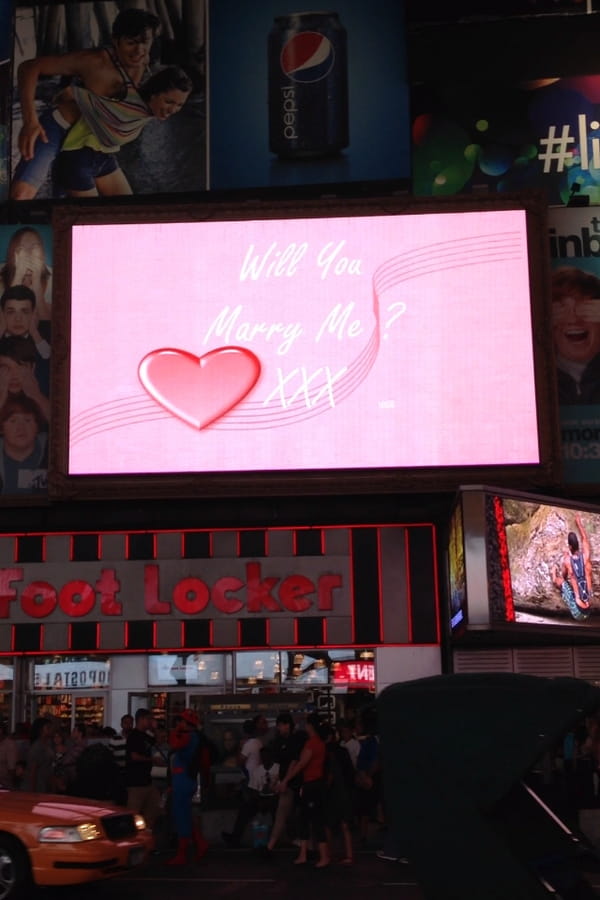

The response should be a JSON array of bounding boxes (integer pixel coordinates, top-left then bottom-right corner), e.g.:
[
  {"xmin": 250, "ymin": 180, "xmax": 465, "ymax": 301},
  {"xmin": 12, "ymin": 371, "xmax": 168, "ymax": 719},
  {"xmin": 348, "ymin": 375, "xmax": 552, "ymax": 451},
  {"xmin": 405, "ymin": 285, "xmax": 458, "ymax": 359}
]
[
  {"xmin": 208, "ymin": 0, "xmax": 409, "ymax": 191},
  {"xmin": 268, "ymin": 12, "xmax": 348, "ymax": 159}
]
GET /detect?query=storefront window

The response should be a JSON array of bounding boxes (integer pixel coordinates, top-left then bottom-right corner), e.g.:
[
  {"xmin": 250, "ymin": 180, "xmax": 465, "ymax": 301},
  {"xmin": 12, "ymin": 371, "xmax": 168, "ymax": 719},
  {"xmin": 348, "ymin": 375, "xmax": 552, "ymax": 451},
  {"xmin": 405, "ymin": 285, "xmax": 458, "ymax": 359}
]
[
  {"xmin": 148, "ymin": 653, "xmax": 230, "ymax": 690},
  {"xmin": 232, "ymin": 649, "xmax": 376, "ymax": 692},
  {"xmin": 281, "ymin": 651, "xmax": 329, "ymax": 687},
  {"xmin": 35, "ymin": 693, "xmax": 72, "ymax": 725},
  {"xmin": 31, "ymin": 656, "xmax": 110, "ymax": 691},
  {"xmin": 235, "ymin": 651, "xmax": 282, "ymax": 692},
  {"xmin": 130, "ymin": 691, "xmax": 186, "ymax": 728},
  {"xmin": 330, "ymin": 649, "xmax": 375, "ymax": 692},
  {"xmin": 0, "ymin": 662, "xmax": 14, "ymax": 688},
  {"xmin": 33, "ymin": 693, "xmax": 105, "ymax": 728},
  {"xmin": 74, "ymin": 695, "xmax": 104, "ymax": 727},
  {"xmin": 0, "ymin": 661, "xmax": 13, "ymax": 723},
  {"xmin": 28, "ymin": 657, "xmax": 109, "ymax": 729}
]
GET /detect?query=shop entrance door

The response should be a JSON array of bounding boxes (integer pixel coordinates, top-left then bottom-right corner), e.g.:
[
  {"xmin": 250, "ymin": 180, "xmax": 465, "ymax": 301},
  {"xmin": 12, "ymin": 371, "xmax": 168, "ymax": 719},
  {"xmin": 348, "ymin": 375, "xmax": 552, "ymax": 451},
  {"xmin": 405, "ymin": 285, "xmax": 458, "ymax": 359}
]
[{"xmin": 31, "ymin": 693, "xmax": 106, "ymax": 730}]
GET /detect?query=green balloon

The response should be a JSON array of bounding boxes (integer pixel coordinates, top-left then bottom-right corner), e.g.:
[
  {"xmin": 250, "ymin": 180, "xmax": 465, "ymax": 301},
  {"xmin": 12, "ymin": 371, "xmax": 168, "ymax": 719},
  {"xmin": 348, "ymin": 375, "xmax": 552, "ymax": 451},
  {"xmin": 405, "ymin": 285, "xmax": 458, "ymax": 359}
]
[
  {"xmin": 520, "ymin": 144, "xmax": 538, "ymax": 161},
  {"xmin": 464, "ymin": 144, "xmax": 481, "ymax": 163},
  {"xmin": 413, "ymin": 118, "xmax": 475, "ymax": 196},
  {"xmin": 432, "ymin": 163, "xmax": 474, "ymax": 196}
]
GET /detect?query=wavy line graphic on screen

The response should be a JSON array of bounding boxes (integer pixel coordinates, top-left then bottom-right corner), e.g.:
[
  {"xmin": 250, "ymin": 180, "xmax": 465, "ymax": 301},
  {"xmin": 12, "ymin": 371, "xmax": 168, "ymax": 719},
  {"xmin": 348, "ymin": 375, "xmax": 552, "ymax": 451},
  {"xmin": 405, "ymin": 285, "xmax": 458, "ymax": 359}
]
[
  {"xmin": 137, "ymin": 347, "xmax": 261, "ymax": 430},
  {"xmin": 69, "ymin": 232, "xmax": 524, "ymax": 444},
  {"xmin": 70, "ymin": 332, "xmax": 378, "ymax": 445},
  {"xmin": 280, "ymin": 32, "xmax": 334, "ymax": 83}
]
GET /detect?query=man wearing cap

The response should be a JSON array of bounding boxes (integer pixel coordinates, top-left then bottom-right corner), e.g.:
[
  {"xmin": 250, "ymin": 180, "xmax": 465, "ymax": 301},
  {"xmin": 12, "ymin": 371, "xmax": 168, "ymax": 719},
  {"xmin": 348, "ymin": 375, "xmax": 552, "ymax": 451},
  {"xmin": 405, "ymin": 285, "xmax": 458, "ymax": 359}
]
[
  {"xmin": 125, "ymin": 707, "xmax": 161, "ymax": 830},
  {"xmin": 166, "ymin": 708, "xmax": 209, "ymax": 865}
]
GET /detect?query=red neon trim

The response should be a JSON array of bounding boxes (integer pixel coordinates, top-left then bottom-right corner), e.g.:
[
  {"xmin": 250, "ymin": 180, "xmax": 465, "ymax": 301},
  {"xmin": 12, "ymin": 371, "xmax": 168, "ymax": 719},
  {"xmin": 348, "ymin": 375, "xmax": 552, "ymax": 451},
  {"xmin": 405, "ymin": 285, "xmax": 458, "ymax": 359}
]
[
  {"xmin": 292, "ymin": 530, "xmax": 298, "ymax": 556},
  {"xmin": 265, "ymin": 618, "xmax": 271, "ymax": 648},
  {"xmin": 180, "ymin": 620, "xmax": 185, "ymax": 647},
  {"xmin": 0, "ymin": 640, "xmax": 440, "ymax": 660},
  {"xmin": 152, "ymin": 621, "xmax": 157, "ymax": 649},
  {"xmin": 209, "ymin": 531, "xmax": 214, "ymax": 558},
  {"xmin": 430, "ymin": 524, "xmax": 442, "ymax": 643},
  {"xmin": 125, "ymin": 534, "xmax": 131, "ymax": 560},
  {"xmin": 41, "ymin": 535, "xmax": 47, "ymax": 563},
  {"xmin": 96, "ymin": 622, "xmax": 100, "ymax": 650},
  {"xmin": 67, "ymin": 623, "xmax": 73, "ymax": 650},
  {"xmin": 320, "ymin": 529, "xmax": 325, "ymax": 555},
  {"xmin": 39, "ymin": 623, "xmax": 45, "ymax": 649},
  {"xmin": 124, "ymin": 621, "xmax": 129, "ymax": 647},
  {"xmin": 152, "ymin": 533, "xmax": 157, "ymax": 560},
  {"xmin": 322, "ymin": 617, "xmax": 328, "ymax": 644},
  {"xmin": 237, "ymin": 619, "xmax": 242, "ymax": 648},
  {"xmin": 208, "ymin": 619, "xmax": 214, "ymax": 648},
  {"xmin": 405, "ymin": 528, "xmax": 413, "ymax": 643},
  {"xmin": 236, "ymin": 530, "xmax": 241, "ymax": 558},
  {"xmin": 69, "ymin": 535, "xmax": 75, "ymax": 562},
  {"xmin": 10, "ymin": 626, "xmax": 15, "ymax": 652},
  {"xmin": 349, "ymin": 537, "xmax": 356, "ymax": 644},
  {"xmin": 0, "ymin": 522, "xmax": 436, "ymax": 540},
  {"xmin": 293, "ymin": 618, "xmax": 299, "ymax": 647},
  {"xmin": 376, "ymin": 528, "xmax": 384, "ymax": 644},
  {"xmin": 493, "ymin": 496, "xmax": 515, "ymax": 622}
]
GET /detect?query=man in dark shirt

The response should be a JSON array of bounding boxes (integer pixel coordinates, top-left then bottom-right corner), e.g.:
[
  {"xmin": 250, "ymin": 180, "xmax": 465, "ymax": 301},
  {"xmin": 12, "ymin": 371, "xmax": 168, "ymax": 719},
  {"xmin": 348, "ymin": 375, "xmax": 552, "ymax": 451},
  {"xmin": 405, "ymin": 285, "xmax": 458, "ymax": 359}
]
[
  {"xmin": 125, "ymin": 707, "xmax": 161, "ymax": 828},
  {"xmin": 265, "ymin": 712, "xmax": 307, "ymax": 853},
  {"xmin": 109, "ymin": 713, "xmax": 133, "ymax": 770}
]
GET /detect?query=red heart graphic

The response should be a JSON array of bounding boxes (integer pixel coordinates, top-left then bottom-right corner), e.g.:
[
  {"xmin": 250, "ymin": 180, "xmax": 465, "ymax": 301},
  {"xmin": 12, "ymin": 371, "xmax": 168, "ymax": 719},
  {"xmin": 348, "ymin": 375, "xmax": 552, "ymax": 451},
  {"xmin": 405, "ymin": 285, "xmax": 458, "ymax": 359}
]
[{"xmin": 138, "ymin": 347, "xmax": 261, "ymax": 429}]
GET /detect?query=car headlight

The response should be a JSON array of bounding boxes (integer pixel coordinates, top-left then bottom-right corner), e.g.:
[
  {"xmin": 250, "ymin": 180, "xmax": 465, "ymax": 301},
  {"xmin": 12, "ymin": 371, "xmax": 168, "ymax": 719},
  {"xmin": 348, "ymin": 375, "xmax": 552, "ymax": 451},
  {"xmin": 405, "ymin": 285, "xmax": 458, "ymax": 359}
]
[
  {"xmin": 39, "ymin": 823, "xmax": 101, "ymax": 842},
  {"xmin": 134, "ymin": 815, "xmax": 147, "ymax": 831}
]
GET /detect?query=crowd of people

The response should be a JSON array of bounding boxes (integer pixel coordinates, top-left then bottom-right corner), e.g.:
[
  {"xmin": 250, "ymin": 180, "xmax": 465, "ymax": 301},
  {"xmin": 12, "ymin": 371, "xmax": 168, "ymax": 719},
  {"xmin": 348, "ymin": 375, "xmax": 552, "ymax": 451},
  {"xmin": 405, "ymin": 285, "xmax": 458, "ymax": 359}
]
[
  {"xmin": 235, "ymin": 708, "xmax": 383, "ymax": 868},
  {"xmin": 0, "ymin": 704, "xmax": 389, "ymax": 868}
]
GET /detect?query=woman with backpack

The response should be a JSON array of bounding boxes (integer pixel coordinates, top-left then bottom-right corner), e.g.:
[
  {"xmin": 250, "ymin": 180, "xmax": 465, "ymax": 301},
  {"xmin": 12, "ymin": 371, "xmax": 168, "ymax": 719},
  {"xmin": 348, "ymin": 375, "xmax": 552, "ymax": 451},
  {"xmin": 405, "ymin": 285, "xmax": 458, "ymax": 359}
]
[{"xmin": 322, "ymin": 723, "xmax": 355, "ymax": 865}]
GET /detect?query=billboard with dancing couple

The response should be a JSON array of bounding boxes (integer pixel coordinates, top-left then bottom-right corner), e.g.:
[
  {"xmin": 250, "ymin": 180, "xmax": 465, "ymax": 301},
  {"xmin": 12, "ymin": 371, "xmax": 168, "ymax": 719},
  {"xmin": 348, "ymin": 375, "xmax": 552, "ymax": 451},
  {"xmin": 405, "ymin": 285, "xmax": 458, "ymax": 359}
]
[{"xmin": 10, "ymin": 0, "xmax": 206, "ymax": 200}]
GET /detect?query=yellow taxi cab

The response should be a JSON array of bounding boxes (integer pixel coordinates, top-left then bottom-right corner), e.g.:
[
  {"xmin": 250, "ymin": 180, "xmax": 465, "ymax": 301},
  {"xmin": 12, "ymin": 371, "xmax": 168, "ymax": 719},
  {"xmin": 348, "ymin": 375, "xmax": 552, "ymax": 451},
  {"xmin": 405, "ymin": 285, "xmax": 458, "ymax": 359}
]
[{"xmin": 0, "ymin": 789, "xmax": 153, "ymax": 898}]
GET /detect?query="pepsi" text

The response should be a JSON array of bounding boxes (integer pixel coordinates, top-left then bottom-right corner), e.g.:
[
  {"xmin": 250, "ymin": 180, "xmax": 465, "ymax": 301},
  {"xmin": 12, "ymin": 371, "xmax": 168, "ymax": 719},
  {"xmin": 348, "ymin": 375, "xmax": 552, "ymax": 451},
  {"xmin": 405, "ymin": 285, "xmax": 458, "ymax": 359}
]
[{"xmin": 281, "ymin": 85, "xmax": 299, "ymax": 142}]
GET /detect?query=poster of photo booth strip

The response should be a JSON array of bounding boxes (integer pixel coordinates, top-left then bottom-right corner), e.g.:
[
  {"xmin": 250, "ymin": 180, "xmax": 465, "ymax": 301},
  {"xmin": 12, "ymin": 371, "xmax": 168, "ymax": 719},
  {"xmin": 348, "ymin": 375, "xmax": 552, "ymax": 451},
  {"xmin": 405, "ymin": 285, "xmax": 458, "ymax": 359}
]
[{"xmin": 0, "ymin": 223, "xmax": 52, "ymax": 499}]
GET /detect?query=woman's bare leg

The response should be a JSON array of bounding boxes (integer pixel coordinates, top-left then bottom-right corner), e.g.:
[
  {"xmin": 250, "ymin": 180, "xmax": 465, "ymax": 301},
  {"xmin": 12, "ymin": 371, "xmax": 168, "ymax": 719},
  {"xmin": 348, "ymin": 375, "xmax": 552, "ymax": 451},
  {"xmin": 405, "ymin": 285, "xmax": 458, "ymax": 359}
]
[{"xmin": 95, "ymin": 168, "xmax": 133, "ymax": 196}]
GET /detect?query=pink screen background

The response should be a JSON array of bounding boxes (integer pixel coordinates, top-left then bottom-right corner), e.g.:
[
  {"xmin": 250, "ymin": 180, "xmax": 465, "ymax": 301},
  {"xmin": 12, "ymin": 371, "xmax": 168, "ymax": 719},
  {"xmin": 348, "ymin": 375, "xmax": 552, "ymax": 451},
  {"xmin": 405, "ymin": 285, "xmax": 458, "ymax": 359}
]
[{"xmin": 68, "ymin": 209, "xmax": 540, "ymax": 475}]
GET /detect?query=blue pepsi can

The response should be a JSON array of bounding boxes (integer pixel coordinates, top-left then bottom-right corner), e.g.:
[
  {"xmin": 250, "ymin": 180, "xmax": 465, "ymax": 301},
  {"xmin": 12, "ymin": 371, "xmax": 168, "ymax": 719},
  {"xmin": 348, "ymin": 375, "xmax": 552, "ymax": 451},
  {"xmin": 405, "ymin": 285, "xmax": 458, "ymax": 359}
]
[{"xmin": 268, "ymin": 11, "xmax": 349, "ymax": 159}]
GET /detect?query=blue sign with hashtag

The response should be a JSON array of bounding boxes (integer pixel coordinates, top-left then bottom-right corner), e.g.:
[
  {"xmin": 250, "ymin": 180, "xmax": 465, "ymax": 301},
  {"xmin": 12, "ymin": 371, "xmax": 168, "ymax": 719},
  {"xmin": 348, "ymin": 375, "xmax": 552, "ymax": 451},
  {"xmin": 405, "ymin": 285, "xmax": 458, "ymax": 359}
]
[{"xmin": 412, "ymin": 76, "xmax": 600, "ymax": 205}]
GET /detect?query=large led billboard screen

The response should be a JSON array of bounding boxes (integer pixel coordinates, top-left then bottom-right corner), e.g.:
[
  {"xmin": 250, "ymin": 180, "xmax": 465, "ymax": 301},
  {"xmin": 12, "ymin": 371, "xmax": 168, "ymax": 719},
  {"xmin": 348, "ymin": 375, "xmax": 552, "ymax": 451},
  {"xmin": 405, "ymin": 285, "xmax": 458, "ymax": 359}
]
[
  {"xmin": 449, "ymin": 485, "xmax": 600, "ymax": 638},
  {"xmin": 50, "ymin": 195, "xmax": 558, "ymax": 498}
]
